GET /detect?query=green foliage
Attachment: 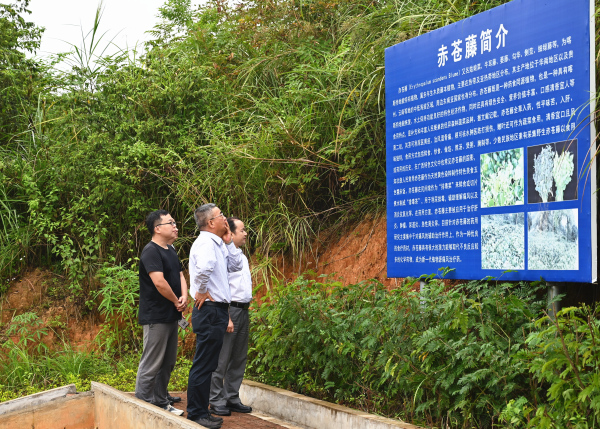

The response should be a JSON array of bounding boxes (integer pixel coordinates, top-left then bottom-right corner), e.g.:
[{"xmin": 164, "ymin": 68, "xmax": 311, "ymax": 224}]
[
  {"xmin": 0, "ymin": 184, "xmax": 31, "ymax": 290},
  {"xmin": 168, "ymin": 357, "xmax": 193, "ymax": 391},
  {"xmin": 533, "ymin": 145, "xmax": 555, "ymax": 203},
  {"xmin": 248, "ymin": 274, "xmax": 547, "ymax": 427},
  {"xmin": 0, "ymin": 311, "xmax": 114, "ymax": 399},
  {"xmin": 0, "ymin": 0, "xmax": 513, "ymax": 293},
  {"xmin": 0, "ymin": 340, "xmax": 140, "ymax": 401},
  {"xmin": 501, "ymin": 305, "xmax": 600, "ymax": 428},
  {"xmin": 4, "ymin": 311, "xmax": 48, "ymax": 354},
  {"xmin": 0, "ymin": 0, "xmax": 45, "ymax": 143},
  {"xmin": 481, "ymin": 149, "xmax": 524, "ymax": 207},
  {"xmin": 93, "ymin": 263, "xmax": 142, "ymax": 354}
]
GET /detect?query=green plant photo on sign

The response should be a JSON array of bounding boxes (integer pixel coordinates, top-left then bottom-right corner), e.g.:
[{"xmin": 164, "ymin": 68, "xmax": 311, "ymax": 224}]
[{"xmin": 480, "ymin": 148, "xmax": 524, "ymax": 208}]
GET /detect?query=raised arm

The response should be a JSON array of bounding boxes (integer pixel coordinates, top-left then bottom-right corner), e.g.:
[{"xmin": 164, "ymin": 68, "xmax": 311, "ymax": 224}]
[{"xmin": 226, "ymin": 242, "xmax": 243, "ymax": 272}]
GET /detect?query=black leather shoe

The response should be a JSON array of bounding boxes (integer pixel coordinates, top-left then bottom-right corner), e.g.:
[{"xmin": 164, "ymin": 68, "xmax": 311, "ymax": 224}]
[
  {"xmin": 226, "ymin": 402, "xmax": 252, "ymax": 413},
  {"xmin": 210, "ymin": 405, "xmax": 231, "ymax": 416},
  {"xmin": 209, "ymin": 414, "xmax": 224, "ymax": 423},
  {"xmin": 190, "ymin": 416, "xmax": 222, "ymax": 429},
  {"xmin": 168, "ymin": 395, "xmax": 181, "ymax": 404}
]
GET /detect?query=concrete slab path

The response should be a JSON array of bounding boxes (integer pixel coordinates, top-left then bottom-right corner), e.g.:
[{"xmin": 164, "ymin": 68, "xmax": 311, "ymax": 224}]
[{"xmin": 145, "ymin": 392, "xmax": 301, "ymax": 429}]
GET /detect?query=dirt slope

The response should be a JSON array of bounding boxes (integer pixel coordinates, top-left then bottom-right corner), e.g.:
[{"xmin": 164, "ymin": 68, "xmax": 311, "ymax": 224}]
[
  {"xmin": 272, "ymin": 212, "xmax": 403, "ymax": 289},
  {"xmin": 1, "ymin": 214, "xmax": 397, "ymax": 349}
]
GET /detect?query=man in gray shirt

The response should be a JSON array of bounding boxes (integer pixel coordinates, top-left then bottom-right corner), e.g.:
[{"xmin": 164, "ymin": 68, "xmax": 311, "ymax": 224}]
[{"xmin": 186, "ymin": 204, "xmax": 242, "ymax": 429}]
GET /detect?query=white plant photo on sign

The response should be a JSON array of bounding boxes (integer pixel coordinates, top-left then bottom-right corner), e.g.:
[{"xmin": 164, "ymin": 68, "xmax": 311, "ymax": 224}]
[
  {"xmin": 528, "ymin": 140, "xmax": 577, "ymax": 203},
  {"xmin": 533, "ymin": 145, "xmax": 554, "ymax": 203},
  {"xmin": 528, "ymin": 209, "xmax": 578, "ymax": 270},
  {"xmin": 481, "ymin": 213, "xmax": 525, "ymax": 270},
  {"xmin": 553, "ymin": 150, "xmax": 575, "ymax": 202}
]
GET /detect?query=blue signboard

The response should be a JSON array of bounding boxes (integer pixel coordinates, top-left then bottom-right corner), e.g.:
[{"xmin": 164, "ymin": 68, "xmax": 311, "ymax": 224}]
[{"xmin": 385, "ymin": 0, "xmax": 596, "ymax": 282}]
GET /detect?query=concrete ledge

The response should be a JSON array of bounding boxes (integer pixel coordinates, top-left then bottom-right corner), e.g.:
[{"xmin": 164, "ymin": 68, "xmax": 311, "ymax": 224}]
[
  {"xmin": 240, "ymin": 380, "xmax": 424, "ymax": 429},
  {"xmin": 92, "ymin": 382, "xmax": 198, "ymax": 429},
  {"xmin": 0, "ymin": 390, "xmax": 94, "ymax": 429},
  {"xmin": 0, "ymin": 384, "xmax": 77, "ymax": 416}
]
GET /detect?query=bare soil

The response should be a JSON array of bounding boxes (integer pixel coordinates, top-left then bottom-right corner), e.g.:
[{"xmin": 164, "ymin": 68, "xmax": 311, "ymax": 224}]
[
  {"xmin": 0, "ymin": 268, "xmax": 101, "ymax": 350},
  {"xmin": 1, "ymin": 213, "xmax": 435, "ymax": 350}
]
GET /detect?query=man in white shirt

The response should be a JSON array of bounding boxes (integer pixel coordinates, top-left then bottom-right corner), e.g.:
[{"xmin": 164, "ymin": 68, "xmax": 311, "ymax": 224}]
[
  {"xmin": 209, "ymin": 217, "xmax": 253, "ymax": 416},
  {"xmin": 186, "ymin": 204, "xmax": 243, "ymax": 429}
]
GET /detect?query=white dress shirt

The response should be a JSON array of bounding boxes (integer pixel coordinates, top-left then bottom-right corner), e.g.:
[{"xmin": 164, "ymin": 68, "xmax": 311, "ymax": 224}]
[
  {"xmin": 189, "ymin": 231, "xmax": 243, "ymax": 303},
  {"xmin": 229, "ymin": 254, "xmax": 252, "ymax": 303}
]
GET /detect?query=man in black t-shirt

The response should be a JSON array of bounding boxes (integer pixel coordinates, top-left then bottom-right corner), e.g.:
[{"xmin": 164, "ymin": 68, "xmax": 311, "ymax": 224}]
[{"xmin": 135, "ymin": 210, "xmax": 188, "ymax": 416}]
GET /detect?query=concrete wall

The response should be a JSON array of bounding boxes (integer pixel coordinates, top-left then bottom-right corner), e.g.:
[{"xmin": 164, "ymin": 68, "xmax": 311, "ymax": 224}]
[
  {"xmin": 240, "ymin": 380, "xmax": 424, "ymax": 429},
  {"xmin": 92, "ymin": 382, "xmax": 198, "ymax": 429},
  {"xmin": 0, "ymin": 384, "xmax": 77, "ymax": 416},
  {"xmin": 0, "ymin": 391, "xmax": 94, "ymax": 429}
]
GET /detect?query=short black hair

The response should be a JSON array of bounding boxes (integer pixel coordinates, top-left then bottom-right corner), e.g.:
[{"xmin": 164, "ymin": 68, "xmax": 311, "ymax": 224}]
[
  {"xmin": 146, "ymin": 210, "xmax": 170, "ymax": 235},
  {"xmin": 227, "ymin": 217, "xmax": 241, "ymax": 233},
  {"xmin": 194, "ymin": 203, "xmax": 216, "ymax": 230}
]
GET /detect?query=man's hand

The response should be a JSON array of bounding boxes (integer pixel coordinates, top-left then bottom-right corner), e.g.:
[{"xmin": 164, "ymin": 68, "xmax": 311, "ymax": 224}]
[
  {"xmin": 226, "ymin": 316, "xmax": 234, "ymax": 333},
  {"xmin": 176, "ymin": 295, "xmax": 187, "ymax": 312},
  {"xmin": 222, "ymin": 223, "xmax": 233, "ymax": 245},
  {"xmin": 194, "ymin": 291, "xmax": 214, "ymax": 310}
]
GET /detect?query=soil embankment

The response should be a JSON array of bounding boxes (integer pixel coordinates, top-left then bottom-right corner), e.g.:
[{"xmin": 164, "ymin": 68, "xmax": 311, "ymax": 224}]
[
  {"xmin": 0, "ymin": 269, "xmax": 102, "ymax": 349},
  {"xmin": 1, "ymin": 214, "xmax": 397, "ymax": 350},
  {"xmin": 272, "ymin": 212, "xmax": 399, "ymax": 289}
]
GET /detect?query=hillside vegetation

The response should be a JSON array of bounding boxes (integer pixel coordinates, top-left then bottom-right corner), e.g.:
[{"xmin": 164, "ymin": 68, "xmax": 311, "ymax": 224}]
[{"xmin": 0, "ymin": 0, "xmax": 514, "ymax": 292}]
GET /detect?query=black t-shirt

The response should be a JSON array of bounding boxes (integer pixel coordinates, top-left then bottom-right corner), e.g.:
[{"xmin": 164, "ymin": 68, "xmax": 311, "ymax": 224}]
[{"xmin": 138, "ymin": 241, "xmax": 183, "ymax": 325}]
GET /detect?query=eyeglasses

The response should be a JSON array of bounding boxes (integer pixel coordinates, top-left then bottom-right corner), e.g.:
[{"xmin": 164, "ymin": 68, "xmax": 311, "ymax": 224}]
[
  {"xmin": 156, "ymin": 220, "xmax": 177, "ymax": 227},
  {"xmin": 209, "ymin": 213, "xmax": 226, "ymax": 221}
]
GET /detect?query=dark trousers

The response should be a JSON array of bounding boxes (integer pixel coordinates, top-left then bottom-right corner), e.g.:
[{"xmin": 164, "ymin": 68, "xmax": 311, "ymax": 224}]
[
  {"xmin": 209, "ymin": 306, "xmax": 250, "ymax": 406},
  {"xmin": 186, "ymin": 305, "xmax": 229, "ymax": 420}
]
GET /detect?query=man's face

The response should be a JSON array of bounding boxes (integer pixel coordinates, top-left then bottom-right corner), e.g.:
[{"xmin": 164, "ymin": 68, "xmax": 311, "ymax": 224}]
[
  {"xmin": 209, "ymin": 207, "xmax": 228, "ymax": 236},
  {"xmin": 231, "ymin": 220, "xmax": 247, "ymax": 247},
  {"xmin": 155, "ymin": 214, "xmax": 178, "ymax": 243}
]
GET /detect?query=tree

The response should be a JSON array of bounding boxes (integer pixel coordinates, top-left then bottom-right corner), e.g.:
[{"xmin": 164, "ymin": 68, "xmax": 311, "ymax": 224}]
[{"xmin": 0, "ymin": 0, "xmax": 44, "ymax": 144}]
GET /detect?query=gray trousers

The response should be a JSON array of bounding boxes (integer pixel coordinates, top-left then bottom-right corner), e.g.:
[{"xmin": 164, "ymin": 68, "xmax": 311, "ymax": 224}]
[
  {"xmin": 209, "ymin": 306, "xmax": 250, "ymax": 406},
  {"xmin": 135, "ymin": 321, "xmax": 178, "ymax": 408}
]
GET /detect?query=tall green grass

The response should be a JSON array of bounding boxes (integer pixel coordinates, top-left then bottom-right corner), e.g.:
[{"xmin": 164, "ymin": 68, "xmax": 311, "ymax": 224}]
[{"xmin": 0, "ymin": 0, "xmax": 518, "ymax": 291}]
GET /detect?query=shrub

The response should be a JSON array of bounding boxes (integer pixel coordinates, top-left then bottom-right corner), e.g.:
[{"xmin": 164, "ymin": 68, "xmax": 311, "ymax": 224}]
[
  {"xmin": 501, "ymin": 305, "xmax": 600, "ymax": 428},
  {"xmin": 93, "ymin": 263, "xmax": 142, "ymax": 354},
  {"xmin": 248, "ymin": 274, "xmax": 547, "ymax": 427}
]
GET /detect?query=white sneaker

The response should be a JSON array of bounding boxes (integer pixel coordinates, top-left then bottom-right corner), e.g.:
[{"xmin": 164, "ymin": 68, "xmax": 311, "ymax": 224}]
[{"xmin": 164, "ymin": 404, "xmax": 184, "ymax": 416}]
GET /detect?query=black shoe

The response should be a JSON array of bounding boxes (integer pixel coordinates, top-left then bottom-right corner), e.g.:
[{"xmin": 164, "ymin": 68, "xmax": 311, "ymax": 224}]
[
  {"xmin": 190, "ymin": 416, "xmax": 222, "ymax": 429},
  {"xmin": 209, "ymin": 404, "xmax": 231, "ymax": 416},
  {"xmin": 226, "ymin": 401, "xmax": 252, "ymax": 413},
  {"xmin": 168, "ymin": 395, "xmax": 182, "ymax": 404},
  {"xmin": 208, "ymin": 414, "xmax": 224, "ymax": 423}
]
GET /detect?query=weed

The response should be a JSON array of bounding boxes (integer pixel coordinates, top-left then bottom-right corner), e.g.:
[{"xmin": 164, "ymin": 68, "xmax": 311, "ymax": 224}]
[{"xmin": 93, "ymin": 263, "xmax": 142, "ymax": 354}]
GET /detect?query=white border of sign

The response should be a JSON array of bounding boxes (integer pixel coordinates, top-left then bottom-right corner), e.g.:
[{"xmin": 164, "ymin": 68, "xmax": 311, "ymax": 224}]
[{"xmin": 590, "ymin": 0, "xmax": 597, "ymax": 283}]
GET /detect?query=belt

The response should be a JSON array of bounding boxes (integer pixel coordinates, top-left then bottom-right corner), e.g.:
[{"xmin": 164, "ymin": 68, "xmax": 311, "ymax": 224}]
[
  {"xmin": 202, "ymin": 301, "xmax": 230, "ymax": 310},
  {"xmin": 230, "ymin": 301, "xmax": 250, "ymax": 310}
]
